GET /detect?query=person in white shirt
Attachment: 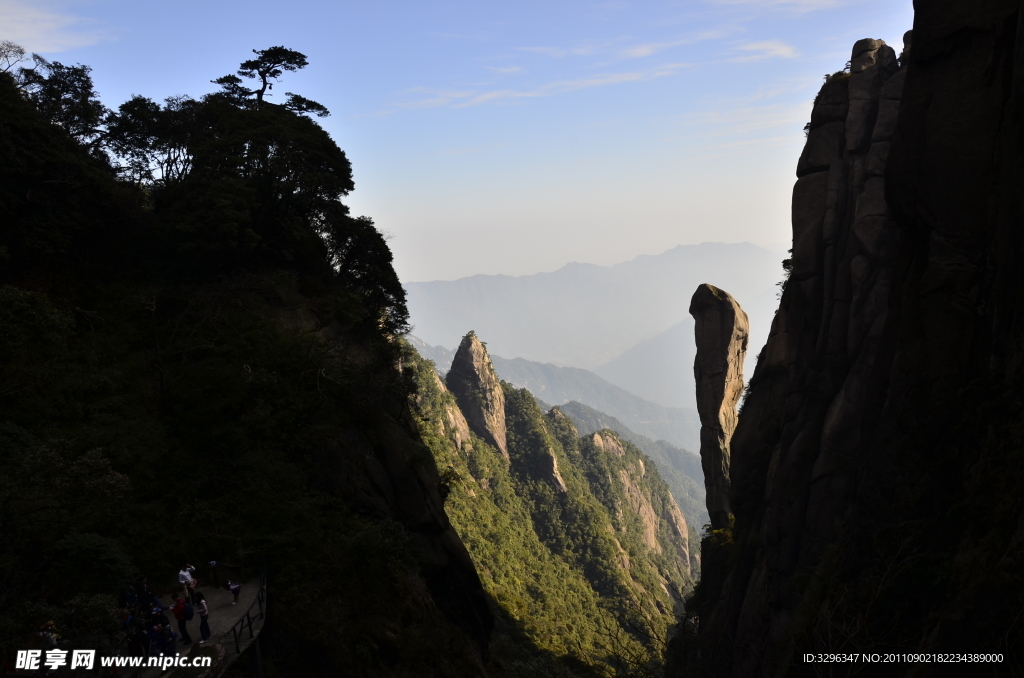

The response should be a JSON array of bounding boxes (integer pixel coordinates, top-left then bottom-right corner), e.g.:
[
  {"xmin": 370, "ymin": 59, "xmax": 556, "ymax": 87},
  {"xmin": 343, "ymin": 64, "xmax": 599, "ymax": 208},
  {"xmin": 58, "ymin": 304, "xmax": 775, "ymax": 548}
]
[{"xmin": 178, "ymin": 564, "xmax": 197, "ymax": 602}]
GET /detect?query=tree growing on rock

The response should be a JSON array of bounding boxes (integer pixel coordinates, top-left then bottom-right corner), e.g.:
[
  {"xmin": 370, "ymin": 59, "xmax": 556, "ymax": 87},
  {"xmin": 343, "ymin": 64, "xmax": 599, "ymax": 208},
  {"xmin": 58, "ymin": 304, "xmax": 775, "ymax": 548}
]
[{"xmin": 213, "ymin": 46, "xmax": 329, "ymax": 117}]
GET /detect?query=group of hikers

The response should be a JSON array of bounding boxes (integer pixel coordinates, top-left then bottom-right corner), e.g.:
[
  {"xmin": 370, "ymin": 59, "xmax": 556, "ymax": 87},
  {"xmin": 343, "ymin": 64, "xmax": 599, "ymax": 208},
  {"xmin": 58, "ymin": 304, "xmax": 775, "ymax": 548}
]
[{"xmin": 117, "ymin": 563, "xmax": 242, "ymax": 661}]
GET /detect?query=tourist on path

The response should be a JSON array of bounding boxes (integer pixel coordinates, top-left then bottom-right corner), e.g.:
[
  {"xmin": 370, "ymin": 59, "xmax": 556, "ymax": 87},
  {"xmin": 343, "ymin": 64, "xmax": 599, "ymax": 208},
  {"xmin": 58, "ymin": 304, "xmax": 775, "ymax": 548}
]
[
  {"xmin": 151, "ymin": 606, "xmax": 171, "ymax": 631},
  {"xmin": 170, "ymin": 596, "xmax": 192, "ymax": 644},
  {"xmin": 227, "ymin": 580, "xmax": 241, "ymax": 605},
  {"xmin": 179, "ymin": 564, "xmax": 197, "ymax": 603},
  {"xmin": 195, "ymin": 592, "xmax": 211, "ymax": 644}
]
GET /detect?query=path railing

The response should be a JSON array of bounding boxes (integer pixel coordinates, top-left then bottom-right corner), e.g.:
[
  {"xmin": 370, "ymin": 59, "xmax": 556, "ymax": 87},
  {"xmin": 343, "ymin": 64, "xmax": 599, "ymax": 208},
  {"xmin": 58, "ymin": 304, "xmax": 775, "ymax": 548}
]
[{"xmin": 227, "ymin": 565, "xmax": 267, "ymax": 655}]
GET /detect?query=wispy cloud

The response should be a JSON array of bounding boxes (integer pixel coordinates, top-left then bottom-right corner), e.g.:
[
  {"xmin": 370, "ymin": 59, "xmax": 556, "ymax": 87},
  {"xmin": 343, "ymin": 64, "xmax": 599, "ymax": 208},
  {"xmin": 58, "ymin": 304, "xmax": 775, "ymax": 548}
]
[
  {"xmin": 427, "ymin": 31, "xmax": 495, "ymax": 43},
  {"xmin": 397, "ymin": 87, "xmax": 477, "ymax": 110},
  {"xmin": 619, "ymin": 29, "xmax": 731, "ymax": 59},
  {"xmin": 731, "ymin": 40, "xmax": 799, "ymax": 61},
  {"xmin": 686, "ymin": 102, "xmax": 809, "ymax": 134},
  {"xmin": 459, "ymin": 63, "xmax": 692, "ymax": 107},
  {"xmin": 488, "ymin": 66, "xmax": 523, "ymax": 74},
  {"xmin": 707, "ymin": 0, "xmax": 841, "ymax": 11},
  {"xmin": 519, "ymin": 44, "xmax": 604, "ymax": 58},
  {"xmin": 663, "ymin": 102, "xmax": 808, "ymax": 159},
  {"xmin": 0, "ymin": 0, "xmax": 106, "ymax": 52},
  {"xmin": 621, "ymin": 41, "xmax": 682, "ymax": 59},
  {"xmin": 398, "ymin": 62, "xmax": 691, "ymax": 110}
]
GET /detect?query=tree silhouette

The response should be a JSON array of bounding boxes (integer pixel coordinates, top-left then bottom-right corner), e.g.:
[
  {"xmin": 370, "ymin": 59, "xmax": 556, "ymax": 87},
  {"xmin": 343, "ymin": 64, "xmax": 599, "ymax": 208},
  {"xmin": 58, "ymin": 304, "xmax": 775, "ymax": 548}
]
[
  {"xmin": 15, "ymin": 55, "xmax": 107, "ymax": 145},
  {"xmin": 0, "ymin": 40, "xmax": 26, "ymax": 73},
  {"xmin": 213, "ymin": 46, "xmax": 328, "ymax": 117}
]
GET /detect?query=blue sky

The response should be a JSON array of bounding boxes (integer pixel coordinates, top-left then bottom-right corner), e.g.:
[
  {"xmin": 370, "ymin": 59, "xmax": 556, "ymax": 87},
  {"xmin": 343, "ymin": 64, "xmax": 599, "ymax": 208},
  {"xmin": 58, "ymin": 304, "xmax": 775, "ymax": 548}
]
[{"xmin": 3, "ymin": 0, "xmax": 913, "ymax": 282}]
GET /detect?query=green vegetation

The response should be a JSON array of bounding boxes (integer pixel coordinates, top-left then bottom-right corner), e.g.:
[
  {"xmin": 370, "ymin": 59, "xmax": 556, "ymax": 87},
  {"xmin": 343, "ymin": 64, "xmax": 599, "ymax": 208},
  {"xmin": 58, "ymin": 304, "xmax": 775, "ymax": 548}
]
[
  {"xmin": 556, "ymin": 401, "xmax": 707, "ymax": 535},
  {"xmin": 407, "ymin": 349, "xmax": 694, "ymax": 677},
  {"xmin": 0, "ymin": 47, "xmax": 489, "ymax": 677},
  {"xmin": 2, "ymin": 40, "xmax": 701, "ymax": 677},
  {"xmin": 777, "ymin": 248, "xmax": 793, "ymax": 299}
]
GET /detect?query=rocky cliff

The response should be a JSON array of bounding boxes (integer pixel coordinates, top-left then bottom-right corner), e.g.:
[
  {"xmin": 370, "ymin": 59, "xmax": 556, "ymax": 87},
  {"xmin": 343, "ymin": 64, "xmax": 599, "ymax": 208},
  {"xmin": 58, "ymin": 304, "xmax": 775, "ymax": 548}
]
[
  {"xmin": 447, "ymin": 332, "xmax": 509, "ymax": 458},
  {"xmin": 679, "ymin": 9, "xmax": 1024, "ymax": 676},
  {"xmin": 689, "ymin": 284, "xmax": 749, "ymax": 530}
]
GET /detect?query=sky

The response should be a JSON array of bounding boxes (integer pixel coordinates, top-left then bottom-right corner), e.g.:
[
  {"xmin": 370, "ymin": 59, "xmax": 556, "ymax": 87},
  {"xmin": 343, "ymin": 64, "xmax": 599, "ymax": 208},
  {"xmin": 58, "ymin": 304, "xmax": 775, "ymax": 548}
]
[{"xmin": 3, "ymin": 0, "xmax": 914, "ymax": 282}]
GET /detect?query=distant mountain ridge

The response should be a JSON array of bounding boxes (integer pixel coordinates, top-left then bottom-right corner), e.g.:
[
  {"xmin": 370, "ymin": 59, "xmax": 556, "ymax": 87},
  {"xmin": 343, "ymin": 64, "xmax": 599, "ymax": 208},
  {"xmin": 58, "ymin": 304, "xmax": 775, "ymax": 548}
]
[
  {"xmin": 409, "ymin": 335, "xmax": 701, "ymax": 452},
  {"xmin": 592, "ymin": 320, "xmax": 696, "ymax": 410},
  {"xmin": 405, "ymin": 241, "xmax": 781, "ymax": 370},
  {"xmin": 404, "ymin": 242, "xmax": 781, "ymax": 411}
]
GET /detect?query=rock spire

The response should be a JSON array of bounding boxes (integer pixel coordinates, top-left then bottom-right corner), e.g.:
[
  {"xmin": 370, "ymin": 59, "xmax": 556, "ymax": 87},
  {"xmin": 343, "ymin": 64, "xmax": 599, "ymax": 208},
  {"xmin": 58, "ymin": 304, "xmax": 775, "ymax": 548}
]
[
  {"xmin": 689, "ymin": 283, "xmax": 749, "ymax": 530},
  {"xmin": 446, "ymin": 331, "xmax": 508, "ymax": 459}
]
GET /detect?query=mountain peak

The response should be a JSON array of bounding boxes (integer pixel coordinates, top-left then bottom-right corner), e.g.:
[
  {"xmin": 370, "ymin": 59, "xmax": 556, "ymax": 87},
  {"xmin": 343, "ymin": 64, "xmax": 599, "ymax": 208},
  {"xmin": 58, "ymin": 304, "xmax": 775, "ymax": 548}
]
[{"xmin": 446, "ymin": 331, "xmax": 509, "ymax": 458}]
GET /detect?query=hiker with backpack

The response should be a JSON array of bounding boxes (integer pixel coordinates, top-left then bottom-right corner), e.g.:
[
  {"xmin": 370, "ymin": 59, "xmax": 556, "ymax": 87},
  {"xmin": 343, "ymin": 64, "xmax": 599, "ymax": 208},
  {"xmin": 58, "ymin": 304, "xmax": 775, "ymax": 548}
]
[
  {"xmin": 195, "ymin": 592, "xmax": 211, "ymax": 644},
  {"xmin": 169, "ymin": 595, "xmax": 193, "ymax": 644}
]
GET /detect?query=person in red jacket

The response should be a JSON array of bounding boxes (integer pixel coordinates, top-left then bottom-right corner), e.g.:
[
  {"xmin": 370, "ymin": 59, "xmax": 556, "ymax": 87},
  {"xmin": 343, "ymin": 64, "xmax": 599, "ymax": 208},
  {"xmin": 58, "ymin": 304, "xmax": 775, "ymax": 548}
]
[{"xmin": 169, "ymin": 596, "xmax": 193, "ymax": 645}]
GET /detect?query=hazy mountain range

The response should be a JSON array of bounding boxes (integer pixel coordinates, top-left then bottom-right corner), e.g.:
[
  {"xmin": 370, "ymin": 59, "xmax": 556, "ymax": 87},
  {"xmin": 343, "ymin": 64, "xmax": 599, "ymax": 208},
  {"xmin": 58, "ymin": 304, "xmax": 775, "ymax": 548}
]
[{"xmin": 404, "ymin": 242, "xmax": 783, "ymax": 411}]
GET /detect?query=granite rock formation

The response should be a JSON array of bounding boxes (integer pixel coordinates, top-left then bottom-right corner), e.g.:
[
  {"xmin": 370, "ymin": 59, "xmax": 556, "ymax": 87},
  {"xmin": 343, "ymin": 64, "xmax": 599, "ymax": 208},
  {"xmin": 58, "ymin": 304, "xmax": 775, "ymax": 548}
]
[
  {"xmin": 591, "ymin": 431, "xmax": 627, "ymax": 457},
  {"xmin": 446, "ymin": 331, "xmax": 509, "ymax": 458},
  {"xmin": 537, "ymin": 445, "xmax": 569, "ymax": 493},
  {"xmin": 677, "ymin": 14, "xmax": 1024, "ymax": 676},
  {"xmin": 689, "ymin": 284, "xmax": 749, "ymax": 530},
  {"xmin": 429, "ymin": 370, "xmax": 473, "ymax": 451}
]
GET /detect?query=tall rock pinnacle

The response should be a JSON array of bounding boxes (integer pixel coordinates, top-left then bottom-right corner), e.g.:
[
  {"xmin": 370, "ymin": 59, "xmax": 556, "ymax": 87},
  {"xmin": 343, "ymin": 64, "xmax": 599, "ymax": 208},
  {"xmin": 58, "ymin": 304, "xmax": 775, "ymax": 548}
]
[
  {"xmin": 689, "ymin": 284, "xmax": 749, "ymax": 530},
  {"xmin": 446, "ymin": 331, "xmax": 509, "ymax": 459}
]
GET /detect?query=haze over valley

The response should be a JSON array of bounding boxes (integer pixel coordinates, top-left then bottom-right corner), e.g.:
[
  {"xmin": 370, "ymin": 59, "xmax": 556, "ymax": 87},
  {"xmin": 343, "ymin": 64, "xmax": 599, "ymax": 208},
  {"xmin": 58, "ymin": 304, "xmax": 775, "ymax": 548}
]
[{"xmin": 407, "ymin": 241, "xmax": 784, "ymax": 426}]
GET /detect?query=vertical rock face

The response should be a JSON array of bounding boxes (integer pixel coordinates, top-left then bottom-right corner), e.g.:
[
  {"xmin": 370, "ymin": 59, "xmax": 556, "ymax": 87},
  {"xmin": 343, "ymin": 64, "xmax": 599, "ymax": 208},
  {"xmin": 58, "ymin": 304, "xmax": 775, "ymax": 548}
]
[
  {"xmin": 682, "ymin": 36, "xmax": 907, "ymax": 677},
  {"xmin": 537, "ymin": 446, "xmax": 569, "ymax": 492},
  {"xmin": 680, "ymin": 17, "xmax": 1024, "ymax": 676},
  {"xmin": 446, "ymin": 331, "xmax": 508, "ymax": 458},
  {"xmin": 591, "ymin": 431, "xmax": 626, "ymax": 457},
  {"xmin": 431, "ymin": 371, "xmax": 473, "ymax": 451},
  {"xmin": 689, "ymin": 284, "xmax": 749, "ymax": 530}
]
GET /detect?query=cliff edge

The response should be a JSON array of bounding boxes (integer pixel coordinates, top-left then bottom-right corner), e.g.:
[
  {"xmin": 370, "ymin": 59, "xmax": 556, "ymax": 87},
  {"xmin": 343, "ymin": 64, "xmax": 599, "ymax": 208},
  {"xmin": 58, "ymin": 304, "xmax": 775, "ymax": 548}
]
[{"xmin": 677, "ymin": 13, "xmax": 1024, "ymax": 675}]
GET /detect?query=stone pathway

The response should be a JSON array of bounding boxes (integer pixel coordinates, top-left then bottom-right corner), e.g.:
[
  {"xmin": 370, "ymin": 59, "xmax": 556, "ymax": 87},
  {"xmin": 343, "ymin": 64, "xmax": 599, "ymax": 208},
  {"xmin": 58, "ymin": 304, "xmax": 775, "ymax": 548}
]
[{"xmin": 133, "ymin": 579, "xmax": 265, "ymax": 678}]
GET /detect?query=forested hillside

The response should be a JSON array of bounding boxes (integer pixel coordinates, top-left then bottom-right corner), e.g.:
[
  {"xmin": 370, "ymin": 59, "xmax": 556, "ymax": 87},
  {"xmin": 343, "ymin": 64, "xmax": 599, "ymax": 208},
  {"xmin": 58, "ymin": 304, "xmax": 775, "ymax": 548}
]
[
  {"xmin": 556, "ymin": 402, "xmax": 707, "ymax": 531},
  {"xmin": 406, "ymin": 334, "xmax": 695, "ymax": 676},
  {"xmin": 0, "ymin": 49, "xmax": 491, "ymax": 677}
]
